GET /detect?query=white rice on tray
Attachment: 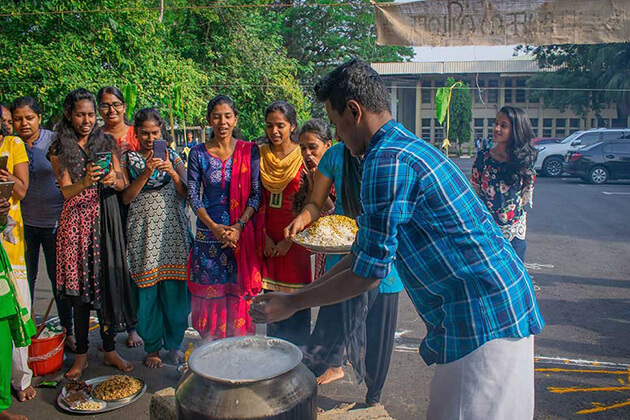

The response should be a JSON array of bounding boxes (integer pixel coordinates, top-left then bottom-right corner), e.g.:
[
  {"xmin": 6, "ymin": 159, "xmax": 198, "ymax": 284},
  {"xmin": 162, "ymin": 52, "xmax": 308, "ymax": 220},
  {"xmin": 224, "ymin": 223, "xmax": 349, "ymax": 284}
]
[{"xmin": 294, "ymin": 215, "xmax": 358, "ymax": 248}]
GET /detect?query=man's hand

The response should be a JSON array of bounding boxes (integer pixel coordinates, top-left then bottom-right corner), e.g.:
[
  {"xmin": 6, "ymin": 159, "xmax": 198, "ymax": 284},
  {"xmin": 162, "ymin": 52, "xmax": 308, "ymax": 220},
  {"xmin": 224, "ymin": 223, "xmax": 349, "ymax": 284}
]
[{"xmin": 249, "ymin": 292, "xmax": 297, "ymax": 324}]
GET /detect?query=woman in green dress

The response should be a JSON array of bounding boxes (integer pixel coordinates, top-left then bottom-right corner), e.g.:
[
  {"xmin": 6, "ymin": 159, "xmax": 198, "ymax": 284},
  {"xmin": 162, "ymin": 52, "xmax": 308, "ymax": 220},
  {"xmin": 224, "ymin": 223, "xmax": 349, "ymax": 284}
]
[{"xmin": 0, "ymin": 196, "xmax": 35, "ymax": 420}]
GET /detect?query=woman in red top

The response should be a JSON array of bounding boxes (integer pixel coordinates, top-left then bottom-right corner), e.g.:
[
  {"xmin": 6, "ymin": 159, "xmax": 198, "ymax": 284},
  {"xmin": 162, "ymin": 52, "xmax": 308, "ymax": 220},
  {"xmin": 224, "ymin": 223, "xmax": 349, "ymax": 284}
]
[{"xmin": 260, "ymin": 101, "xmax": 312, "ymax": 346}]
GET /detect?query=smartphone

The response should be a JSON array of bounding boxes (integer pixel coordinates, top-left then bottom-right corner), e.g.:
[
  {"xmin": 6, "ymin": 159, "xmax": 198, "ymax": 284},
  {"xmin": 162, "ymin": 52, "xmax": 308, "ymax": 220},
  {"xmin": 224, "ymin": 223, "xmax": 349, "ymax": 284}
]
[
  {"xmin": 94, "ymin": 152, "xmax": 112, "ymax": 179},
  {"xmin": 153, "ymin": 140, "xmax": 168, "ymax": 161},
  {"xmin": 0, "ymin": 181, "xmax": 15, "ymax": 201},
  {"xmin": 0, "ymin": 155, "xmax": 8, "ymax": 171}
]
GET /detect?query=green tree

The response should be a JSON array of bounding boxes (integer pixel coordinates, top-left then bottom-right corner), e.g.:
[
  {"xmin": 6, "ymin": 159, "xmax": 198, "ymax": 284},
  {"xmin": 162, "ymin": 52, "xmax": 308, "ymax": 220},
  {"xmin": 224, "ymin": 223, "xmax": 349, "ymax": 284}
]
[
  {"xmin": 0, "ymin": 0, "xmax": 309, "ymax": 139},
  {"xmin": 269, "ymin": 0, "xmax": 414, "ymax": 115},
  {"xmin": 517, "ymin": 43, "xmax": 630, "ymax": 126},
  {"xmin": 442, "ymin": 77, "xmax": 472, "ymax": 154}
]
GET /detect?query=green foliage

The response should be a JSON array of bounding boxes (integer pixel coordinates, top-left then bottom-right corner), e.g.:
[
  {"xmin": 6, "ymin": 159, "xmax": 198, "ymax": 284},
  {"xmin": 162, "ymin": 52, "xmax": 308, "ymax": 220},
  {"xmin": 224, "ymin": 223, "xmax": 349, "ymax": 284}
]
[
  {"xmin": 435, "ymin": 87, "xmax": 449, "ymax": 125},
  {"xmin": 121, "ymin": 85, "xmax": 138, "ymax": 121},
  {"xmin": 268, "ymin": 0, "xmax": 413, "ymax": 117},
  {"xmin": 0, "ymin": 0, "xmax": 411, "ymax": 138},
  {"xmin": 518, "ymin": 43, "xmax": 630, "ymax": 122},
  {"xmin": 441, "ymin": 77, "xmax": 472, "ymax": 145}
]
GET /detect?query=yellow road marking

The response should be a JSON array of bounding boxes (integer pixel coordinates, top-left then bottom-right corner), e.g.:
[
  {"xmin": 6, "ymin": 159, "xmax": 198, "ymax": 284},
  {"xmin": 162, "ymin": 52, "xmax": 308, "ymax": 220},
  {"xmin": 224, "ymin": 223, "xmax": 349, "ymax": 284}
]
[
  {"xmin": 536, "ymin": 368, "xmax": 629, "ymax": 375},
  {"xmin": 577, "ymin": 399, "xmax": 630, "ymax": 415}
]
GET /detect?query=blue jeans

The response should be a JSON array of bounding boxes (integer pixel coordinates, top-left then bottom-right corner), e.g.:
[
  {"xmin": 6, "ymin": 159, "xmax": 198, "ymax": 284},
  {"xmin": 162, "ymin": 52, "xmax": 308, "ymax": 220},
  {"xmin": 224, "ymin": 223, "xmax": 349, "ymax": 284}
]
[
  {"xmin": 510, "ymin": 238, "xmax": 527, "ymax": 263},
  {"xmin": 25, "ymin": 225, "xmax": 73, "ymax": 335}
]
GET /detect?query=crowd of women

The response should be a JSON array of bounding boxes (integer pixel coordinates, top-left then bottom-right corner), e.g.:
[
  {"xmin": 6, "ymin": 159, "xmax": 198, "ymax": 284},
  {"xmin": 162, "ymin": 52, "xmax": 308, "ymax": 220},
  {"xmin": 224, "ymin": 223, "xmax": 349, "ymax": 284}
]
[{"xmin": 0, "ymin": 81, "xmax": 536, "ymax": 420}]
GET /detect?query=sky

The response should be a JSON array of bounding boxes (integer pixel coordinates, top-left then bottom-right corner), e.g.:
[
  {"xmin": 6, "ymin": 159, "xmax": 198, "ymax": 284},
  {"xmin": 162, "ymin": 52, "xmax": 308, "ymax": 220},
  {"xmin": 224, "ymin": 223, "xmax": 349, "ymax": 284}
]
[{"xmin": 412, "ymin": 45, "xmax": 520, "ymax": 62}]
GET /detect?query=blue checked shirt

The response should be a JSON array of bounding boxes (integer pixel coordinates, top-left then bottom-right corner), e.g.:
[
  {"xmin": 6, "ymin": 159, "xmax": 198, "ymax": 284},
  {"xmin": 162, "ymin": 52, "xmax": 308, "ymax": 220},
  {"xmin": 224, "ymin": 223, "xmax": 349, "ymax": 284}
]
[{"xmin": 350, "ymin": 120, "xmax": 544, "ymax": 365}]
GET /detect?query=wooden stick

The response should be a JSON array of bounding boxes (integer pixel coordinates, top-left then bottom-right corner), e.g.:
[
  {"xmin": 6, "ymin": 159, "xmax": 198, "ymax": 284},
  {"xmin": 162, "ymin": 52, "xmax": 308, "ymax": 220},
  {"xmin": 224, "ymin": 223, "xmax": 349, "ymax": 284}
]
[{"xmin": 34, "ymin": 297, "xmax": 55, "ymax": 339}]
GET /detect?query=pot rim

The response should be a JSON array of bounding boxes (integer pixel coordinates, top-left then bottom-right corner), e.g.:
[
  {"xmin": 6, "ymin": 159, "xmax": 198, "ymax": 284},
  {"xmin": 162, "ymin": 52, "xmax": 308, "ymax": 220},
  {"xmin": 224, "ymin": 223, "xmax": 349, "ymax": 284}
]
[{"xmin": 188, "ymin": 336, "xmax": 303, "ymax": 384}]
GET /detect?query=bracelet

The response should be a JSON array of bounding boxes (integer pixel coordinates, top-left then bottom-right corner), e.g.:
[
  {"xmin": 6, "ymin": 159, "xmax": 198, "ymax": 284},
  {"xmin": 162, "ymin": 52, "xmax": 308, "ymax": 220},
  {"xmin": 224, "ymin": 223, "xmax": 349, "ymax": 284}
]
[{"xmin": 236, "ymin": 219, "xmax": 246, "ymax": 230}]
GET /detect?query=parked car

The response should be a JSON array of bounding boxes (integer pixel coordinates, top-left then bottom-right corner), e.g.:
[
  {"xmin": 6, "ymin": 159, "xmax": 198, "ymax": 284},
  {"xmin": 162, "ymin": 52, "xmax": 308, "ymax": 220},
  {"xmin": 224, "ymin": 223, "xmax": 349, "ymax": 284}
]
[
  {"xmin": 534, "ymin": 128, "xmax": 630, "ymax": 177},
  {"xmin": 564, "ymin": 141, "xmax": 630, "ymax": 183},
  {"xmin": 531, "ymin": 137, "xmax": 561, "ymax": 146}
]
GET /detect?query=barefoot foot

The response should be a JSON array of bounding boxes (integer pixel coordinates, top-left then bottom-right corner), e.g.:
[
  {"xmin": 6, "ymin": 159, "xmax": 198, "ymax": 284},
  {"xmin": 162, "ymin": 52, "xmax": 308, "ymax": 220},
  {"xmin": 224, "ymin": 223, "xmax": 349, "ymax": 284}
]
[
  {"xmin": 104, "ymin": 350, "xmax": 133, "ymax": 373},
  {"xmin": 65, "ymin": 353, "xmax": 88, "ymax": 381},
  {"xmin": 16, "ymin": 385, "xmax": 36, "ymax": 402},
  {"xmin": 317, "ymin": 367, "xmax": 344, "ymax": 385},
  {"xmin": 126, "ymin": 330, "xmax": 143, "ymax": 348},
  {"xmin": 64, "ymin": 334, "xmax": 77, "ymax": 353},
  {"xmin": 0, "ymin": 410, "xmax": 28, "ymax": 420},
  {"xmin": 144, "ymin": 351, "xmax": 164, "ymax": 369}
]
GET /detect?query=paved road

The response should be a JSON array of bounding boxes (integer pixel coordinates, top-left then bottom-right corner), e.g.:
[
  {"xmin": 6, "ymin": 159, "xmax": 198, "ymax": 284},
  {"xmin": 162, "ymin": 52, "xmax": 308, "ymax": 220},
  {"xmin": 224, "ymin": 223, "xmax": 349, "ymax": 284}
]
[{"xmin": 16, "ymin": 157, "xmax": 630, "ymax": 419}]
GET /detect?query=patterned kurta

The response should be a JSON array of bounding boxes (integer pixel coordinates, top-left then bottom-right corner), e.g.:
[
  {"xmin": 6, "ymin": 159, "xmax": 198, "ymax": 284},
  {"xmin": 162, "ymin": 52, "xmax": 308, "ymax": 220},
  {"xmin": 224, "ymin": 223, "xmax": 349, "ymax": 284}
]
[{"xmin": 123, "ymin": 149, "xmax": 190, "ymax": 287}]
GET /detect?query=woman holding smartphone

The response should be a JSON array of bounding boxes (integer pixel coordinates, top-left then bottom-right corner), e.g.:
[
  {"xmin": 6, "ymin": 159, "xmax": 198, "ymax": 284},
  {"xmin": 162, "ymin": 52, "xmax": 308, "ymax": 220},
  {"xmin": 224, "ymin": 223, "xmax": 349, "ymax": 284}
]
[
  {"xmin": 121, "ymin": 108, "xmax": 190, "ymax": 368},
  {"xmin": 49, "ymin": 88, "xmax": 135, "ymax": 380}
]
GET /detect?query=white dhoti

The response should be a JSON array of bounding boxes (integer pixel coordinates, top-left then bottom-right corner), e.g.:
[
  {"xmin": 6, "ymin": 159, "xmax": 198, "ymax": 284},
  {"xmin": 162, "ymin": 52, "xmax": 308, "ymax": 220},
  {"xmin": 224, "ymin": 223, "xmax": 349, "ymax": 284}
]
[{"xmin": 427, "ymin": 336, "xmax": 535, "ymax": 420}]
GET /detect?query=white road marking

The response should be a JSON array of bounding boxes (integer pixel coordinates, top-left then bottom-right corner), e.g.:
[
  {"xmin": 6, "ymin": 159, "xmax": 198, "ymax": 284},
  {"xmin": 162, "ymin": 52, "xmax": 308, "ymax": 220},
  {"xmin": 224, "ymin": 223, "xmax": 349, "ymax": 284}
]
[
  {"xmin": 395, "ymin": 329, "xmax": 413, "ymax": 339},
  {"xmin": 535, "ymin": 355, "xmax": 630, "ymax": 369},
  {"xmin": 395, "ymin": 345, "xmax": 418, "ymax": 353},
  {"xmin": 525, "ymin": 263, "xmax": 554, "ymax": 270},
  {"xmin": 602, "ymin": 191, "xmax": 630, "ymax": 195}
]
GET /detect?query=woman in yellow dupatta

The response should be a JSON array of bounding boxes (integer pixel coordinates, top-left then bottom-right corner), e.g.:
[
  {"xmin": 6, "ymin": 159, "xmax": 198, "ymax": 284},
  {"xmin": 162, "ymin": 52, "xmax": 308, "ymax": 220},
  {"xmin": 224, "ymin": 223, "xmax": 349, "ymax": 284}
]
[{"xmin": 259, "ymin": 101, "xmax": 312, "ymax": 347}]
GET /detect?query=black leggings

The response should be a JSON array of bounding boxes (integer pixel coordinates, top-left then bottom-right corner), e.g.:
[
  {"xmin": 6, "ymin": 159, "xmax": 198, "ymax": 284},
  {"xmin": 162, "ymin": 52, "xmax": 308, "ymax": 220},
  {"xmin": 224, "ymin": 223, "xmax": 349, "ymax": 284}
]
[
  {"xmin": 73, "ymin": 301, "xmax": 116, "ymax": 354},
  {"xmin": 365, "ymin": 292, "xmax": 399, "ymax": 404}
]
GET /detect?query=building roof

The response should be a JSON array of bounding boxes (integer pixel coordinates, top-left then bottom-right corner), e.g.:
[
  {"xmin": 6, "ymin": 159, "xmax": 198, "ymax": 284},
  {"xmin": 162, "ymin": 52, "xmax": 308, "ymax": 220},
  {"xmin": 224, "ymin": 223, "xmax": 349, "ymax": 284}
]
[{"xmin": 371, "ymin": 58, "xmax": 556, "ymax": 76}]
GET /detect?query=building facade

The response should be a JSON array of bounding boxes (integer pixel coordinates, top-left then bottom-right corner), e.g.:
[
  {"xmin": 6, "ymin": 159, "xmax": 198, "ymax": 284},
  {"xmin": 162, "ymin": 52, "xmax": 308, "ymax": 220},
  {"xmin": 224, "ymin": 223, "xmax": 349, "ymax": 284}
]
[{"xmin": 372, "ymin": 59, "xmax": 623, "ymax": 145}]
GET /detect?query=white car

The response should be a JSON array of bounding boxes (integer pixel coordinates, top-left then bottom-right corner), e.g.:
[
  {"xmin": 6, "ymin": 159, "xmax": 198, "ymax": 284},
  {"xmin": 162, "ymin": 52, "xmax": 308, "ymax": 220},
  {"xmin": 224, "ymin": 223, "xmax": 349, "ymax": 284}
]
[{"xmin": 534, "ymin": 129, "xmax": 630, "ymax": 177}]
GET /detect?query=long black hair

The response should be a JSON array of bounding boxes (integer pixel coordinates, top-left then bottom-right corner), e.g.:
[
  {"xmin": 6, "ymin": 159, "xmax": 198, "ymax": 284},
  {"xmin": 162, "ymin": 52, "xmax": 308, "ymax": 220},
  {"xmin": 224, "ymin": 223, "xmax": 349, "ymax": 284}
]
[
  {"xmin": 342, "ymin": 146, "xmax": 362, "ymax": 219},
  {"xmin": 497, "ymin": 106, "xmax": 537, "ymax": 186},
  {"xmin": 264, "ymin": 100, "xmax": 298, "ymax": 143},
  {"xmin": 56, "ymin": 88, "xmax": 117, "ymax": 182}
]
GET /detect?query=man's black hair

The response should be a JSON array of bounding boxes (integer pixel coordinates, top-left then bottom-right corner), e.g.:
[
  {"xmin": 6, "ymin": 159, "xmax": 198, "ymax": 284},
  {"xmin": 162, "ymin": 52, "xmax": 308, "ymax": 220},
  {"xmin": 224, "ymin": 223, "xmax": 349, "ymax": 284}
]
[{"xmin": 314, "ymin": 58, "xmax": 390, "ymax": 115}]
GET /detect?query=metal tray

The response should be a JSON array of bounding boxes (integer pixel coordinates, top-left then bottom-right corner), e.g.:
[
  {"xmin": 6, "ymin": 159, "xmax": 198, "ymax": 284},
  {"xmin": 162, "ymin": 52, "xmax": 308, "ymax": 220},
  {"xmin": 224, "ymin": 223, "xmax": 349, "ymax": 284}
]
[
  {"xmin": 291, "ymin": 238, "xmax": 351, "ymax": 255},
  {"xmin": 57, "ymin": 375, "xmax": 146, "ymax": 414}
]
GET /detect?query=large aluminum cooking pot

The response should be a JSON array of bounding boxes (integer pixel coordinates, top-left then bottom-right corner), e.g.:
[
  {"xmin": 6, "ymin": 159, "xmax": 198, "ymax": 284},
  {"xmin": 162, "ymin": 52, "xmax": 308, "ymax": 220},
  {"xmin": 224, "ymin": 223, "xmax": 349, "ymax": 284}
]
[{"xmin": 176, "ymin": 336, "xmax": 317, "ymax": 420}]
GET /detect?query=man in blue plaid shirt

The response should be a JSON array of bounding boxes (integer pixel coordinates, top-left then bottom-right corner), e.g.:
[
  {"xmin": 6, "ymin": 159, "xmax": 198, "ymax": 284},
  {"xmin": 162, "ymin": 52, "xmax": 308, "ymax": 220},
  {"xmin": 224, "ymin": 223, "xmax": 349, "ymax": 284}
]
[{"xmin": 252, "ymin": 59, "xmax": 544, "ymax": 419}]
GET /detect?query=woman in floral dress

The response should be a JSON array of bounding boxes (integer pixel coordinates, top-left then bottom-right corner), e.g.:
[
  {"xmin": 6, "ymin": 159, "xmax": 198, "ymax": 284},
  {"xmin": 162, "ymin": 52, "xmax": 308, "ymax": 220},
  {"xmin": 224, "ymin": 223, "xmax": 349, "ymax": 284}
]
[{"xmin": 471, "ymin": 106, "xmax": 538, "ymax": 262}]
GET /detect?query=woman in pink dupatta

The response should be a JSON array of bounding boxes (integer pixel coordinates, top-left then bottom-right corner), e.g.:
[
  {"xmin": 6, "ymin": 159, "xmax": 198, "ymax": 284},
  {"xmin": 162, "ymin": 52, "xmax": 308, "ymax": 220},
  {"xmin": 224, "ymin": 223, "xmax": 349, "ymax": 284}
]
[{"xmin": 187, "ymin": 95, "xmax": 263, "ymax": 340}]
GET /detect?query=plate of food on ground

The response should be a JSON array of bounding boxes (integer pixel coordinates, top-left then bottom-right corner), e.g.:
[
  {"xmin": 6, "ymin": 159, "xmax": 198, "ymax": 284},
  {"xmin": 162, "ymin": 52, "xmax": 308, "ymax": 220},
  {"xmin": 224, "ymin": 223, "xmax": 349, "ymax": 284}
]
[
  {"xmin": 57, "ymin": 375, "xmax": 146, "ymax": 414},
  {"xmin": 292, "ymin": 215, "xmax": 358, "ymax": 254}
]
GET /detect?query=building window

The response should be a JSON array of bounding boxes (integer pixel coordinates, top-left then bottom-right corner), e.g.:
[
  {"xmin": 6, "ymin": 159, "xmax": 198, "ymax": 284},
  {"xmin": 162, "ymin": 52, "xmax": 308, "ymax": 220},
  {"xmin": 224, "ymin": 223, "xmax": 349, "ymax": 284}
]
[
  {"xmin": 421, "ymin": 81, "xmax": 432, "ymax": 104},
  {"xmin": 474, "ymin": 79, "xmax": 486, "ymax": 104},
  {"xmin": 487, "ymin": 118, "xmax": 495, "ymax": 140},
  {"xmin": 434, "ymin": 118, "xmax": 444, "ymax": 142},
  {"xmin": 555, "ymin": 118, "xmax": 566, "ymax": 137},
  {"xmin": 488, "ymin": 79, "xmax": 499, "ymax": 103},
  {"xmin": 504, "ymin": 79, "xmax": 513, "ymax": 103},
  {"xmin": 530, "ymin": 118, "xmax": 538, "ymax": 128},
  {"xmin": 516, "ymin": 79, "xmax": 526, "ymax": 103},
  {"xmin": 421, "ymin": 118, "xmax": 431, "ymax": 140},
  {"xmin": 570, "ymin": 118, "xmax": 580, "ymax": 129},
  {"xmin": 474, "ymin": 118, "xmax": 484, "ymax": 140}
]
